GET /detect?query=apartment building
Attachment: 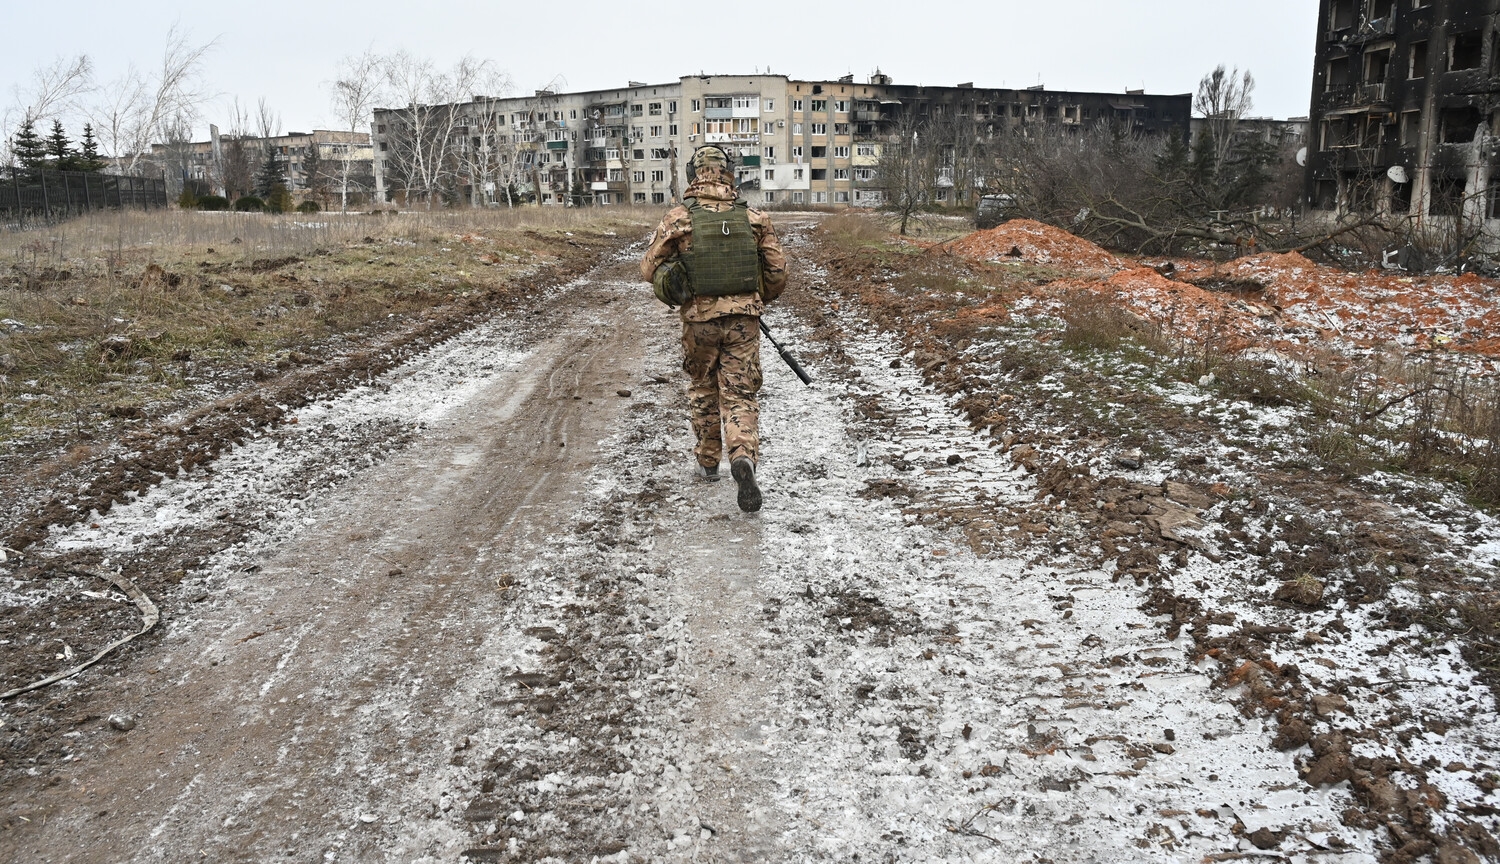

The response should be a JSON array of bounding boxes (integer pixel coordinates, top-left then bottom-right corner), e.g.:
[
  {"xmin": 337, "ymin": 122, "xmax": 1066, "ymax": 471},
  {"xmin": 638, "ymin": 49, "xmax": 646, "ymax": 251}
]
[
  {"xmin": 1305, "ymin": 0, "xmax": 1500, "ymax": 222},
  {"xmin": 370, "ymin": 70, "xmax": 1191, "ymax": 209},
  {"xmin": 150, "ymin": 130, "xmax": 373, "ymax": 199}
]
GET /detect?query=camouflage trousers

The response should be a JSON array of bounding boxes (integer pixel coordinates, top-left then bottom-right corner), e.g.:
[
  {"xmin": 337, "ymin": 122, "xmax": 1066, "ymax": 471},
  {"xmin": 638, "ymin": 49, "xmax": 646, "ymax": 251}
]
[{"xmin": 681, "ymin": 314, "xmax": 762, "ymax": 468}]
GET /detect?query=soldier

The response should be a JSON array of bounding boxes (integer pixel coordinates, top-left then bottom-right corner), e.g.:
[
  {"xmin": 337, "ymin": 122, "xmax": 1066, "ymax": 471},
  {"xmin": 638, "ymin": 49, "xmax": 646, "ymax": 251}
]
[{"xmin": 640, "ymin": 145, "xmax": 788, "ymax": 513}]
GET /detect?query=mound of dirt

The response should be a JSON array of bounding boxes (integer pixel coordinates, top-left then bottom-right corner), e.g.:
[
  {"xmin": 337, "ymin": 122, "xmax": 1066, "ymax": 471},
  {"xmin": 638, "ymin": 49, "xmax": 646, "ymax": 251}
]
[
  {"xmin": 946, "ymin": 219, "xmax": 1124, "ymax": 276},
  {"xmin": 1061, "ymin": 267, "xmax": 1277, "ymax": 350}
]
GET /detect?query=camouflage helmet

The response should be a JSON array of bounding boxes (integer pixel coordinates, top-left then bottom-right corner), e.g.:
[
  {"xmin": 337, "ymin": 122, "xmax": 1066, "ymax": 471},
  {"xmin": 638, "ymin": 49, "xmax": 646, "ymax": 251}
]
[{"xmin": 688, "ymin": 145, "xmax": 735, "ymax": 187}]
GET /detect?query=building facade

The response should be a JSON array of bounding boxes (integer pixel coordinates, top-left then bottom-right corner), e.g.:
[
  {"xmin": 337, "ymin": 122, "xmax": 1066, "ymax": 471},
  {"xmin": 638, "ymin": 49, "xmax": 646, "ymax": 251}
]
[
  {"xmin": 370, "ymin": 71, "xmax": 1192, "ymax": 209},
  {"xmin": 1305, "ymin": 0, "xmax": 1500, "ymax": 222},
  {"xmin": 150, "ymin": 130, "xmax": 374, "ymax": 202}
]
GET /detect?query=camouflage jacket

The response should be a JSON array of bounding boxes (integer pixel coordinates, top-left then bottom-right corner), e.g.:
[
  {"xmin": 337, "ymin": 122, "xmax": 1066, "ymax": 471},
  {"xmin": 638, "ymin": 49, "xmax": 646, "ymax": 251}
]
[{"xmin": 639, "ymin": 179, "xmax": 787, "ymax": 322}]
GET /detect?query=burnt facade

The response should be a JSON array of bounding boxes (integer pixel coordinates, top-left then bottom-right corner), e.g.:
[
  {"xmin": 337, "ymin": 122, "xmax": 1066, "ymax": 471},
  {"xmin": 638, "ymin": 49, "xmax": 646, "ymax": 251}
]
[{"xmin": 1306, "ymin": 0, "xmax": 1500, "ymax": 222}]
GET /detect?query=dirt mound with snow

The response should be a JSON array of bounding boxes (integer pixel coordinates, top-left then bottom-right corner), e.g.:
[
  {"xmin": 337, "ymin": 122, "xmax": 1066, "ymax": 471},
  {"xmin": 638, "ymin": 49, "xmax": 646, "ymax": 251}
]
[
  {"xmin": 945, "ymin": 220, "xmax": 1500, "ymax": 360},
  {"xmin": 946, "ymin": 219, "xmax": 1124, "ymax": 276}
]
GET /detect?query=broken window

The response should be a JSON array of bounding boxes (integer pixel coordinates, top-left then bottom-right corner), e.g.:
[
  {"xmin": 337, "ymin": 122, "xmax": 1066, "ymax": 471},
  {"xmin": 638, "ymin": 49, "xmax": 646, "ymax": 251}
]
[
  {"xmin": 1314, "ymin": 178, "xmax": 1339, "ymax": 210},
  {"xmin": 1369, "ymin": 0, "xmax": 1394, "ymax": 17},
  {"xmin": 1400, "ymin": 110, "xmax": 1422, "ymax": 145},
  {"xmin": 1449, "ymin": 31, "xmax": 1484, "ymax": 70},
  {"xmin": 1430, "ymin": 174, "xmax": 1466, "ymax": 216},
  {"xmin": 1487, "ymin": 177, "xmax": 1500, "ymax": 219},
  {"xmin": 1326, "ymin": 56, "xmax": 1352, "ymax": 90},
  {"xmin": 810, "ymin": 146, "xmax": 827, "ymax": 158},
  {"xmin": 1345, "ymin": 172, "xmax": 1379, "ymax": 212},
  {"xmin": 810, "ymin": 168, "xmax": 827, "ymax": 180},
  {"xmin": 1410, "ymin": 41, "xmax": 1428, "ymax": 78},
  {"xmin": 1440, "ymin": 106, "xmax": 1481, "ymax": 143},
  {"xmin": 1392, "ymin": 181, "xmax": 1413, "ymax": 213},
  {"xmin": 810, "ymin": 99, "xmax": 827, "ymax": 112},
  {"xmin": 1364, "ymin": 47, "xmax": 1392, "ymax": 84},
  {"xmin": 1330, "ymin": 0, "xmax": 1355, "ymax": 30}
]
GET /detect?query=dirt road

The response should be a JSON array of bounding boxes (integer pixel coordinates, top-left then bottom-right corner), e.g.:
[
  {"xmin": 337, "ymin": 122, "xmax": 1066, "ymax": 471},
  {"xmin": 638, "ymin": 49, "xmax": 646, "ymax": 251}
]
[{"xmin": 0, "ymin": 232, "xmax": 1479, "ymax": 862}]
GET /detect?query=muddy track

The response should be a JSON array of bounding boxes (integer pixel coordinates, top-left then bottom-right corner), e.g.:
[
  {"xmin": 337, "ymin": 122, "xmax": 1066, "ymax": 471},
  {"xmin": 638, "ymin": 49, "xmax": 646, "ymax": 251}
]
[{"xmin": 3, "ymin": 230, "xmax": 1497, "ymax": 863}]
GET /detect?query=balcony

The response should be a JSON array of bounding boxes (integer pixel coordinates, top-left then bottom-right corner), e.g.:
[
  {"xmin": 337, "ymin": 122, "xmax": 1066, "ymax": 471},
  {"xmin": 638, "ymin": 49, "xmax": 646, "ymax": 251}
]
[
  {"xmin": 740, "ymin": 155, "xmax": 761, "ymax": 167},
  {"xmin": 590, "ymin": 180, "xmax": 627, "ymax": 192},
  {"xmin": 705, "ymin": 107, "xmax": 733, "ymax": 119},
  {"xmin": 853, "ymin": 110, "xmax": 881, "ymax": 122},
  {"xmin": 546, "ymin": 140, "xmax": 569, "ymax": 150}
]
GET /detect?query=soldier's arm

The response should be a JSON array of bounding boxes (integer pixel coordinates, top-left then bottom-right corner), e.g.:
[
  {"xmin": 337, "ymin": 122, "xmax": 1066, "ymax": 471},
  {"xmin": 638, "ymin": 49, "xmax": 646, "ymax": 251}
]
[
  {"xmin": 638, "ymin": 207, "xmax": 692, "ymax": 282},
  {"xmin": 749, "ymin": 209, "xmax": 788, "ymax": 302}
]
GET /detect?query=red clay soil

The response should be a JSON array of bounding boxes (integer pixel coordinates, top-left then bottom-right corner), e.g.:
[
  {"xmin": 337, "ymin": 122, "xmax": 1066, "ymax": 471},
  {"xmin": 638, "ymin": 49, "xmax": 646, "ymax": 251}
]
[{"xmin": 944, "ymin": 221, "xmax": 1500, "ymax": 362}]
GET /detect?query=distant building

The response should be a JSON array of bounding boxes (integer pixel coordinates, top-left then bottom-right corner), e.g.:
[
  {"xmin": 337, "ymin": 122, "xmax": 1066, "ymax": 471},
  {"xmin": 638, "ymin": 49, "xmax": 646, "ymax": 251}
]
[
  {"xmin": 150, "ymin": 130, "xmax": 374, "ymax": 203},
  {"xmin": 370, "ymin": 71, "xmax": 1192, "ymax": 209},
  {"xmin": 1305, "ymin": 0, "xmax": 1500, "ymax": 222}
]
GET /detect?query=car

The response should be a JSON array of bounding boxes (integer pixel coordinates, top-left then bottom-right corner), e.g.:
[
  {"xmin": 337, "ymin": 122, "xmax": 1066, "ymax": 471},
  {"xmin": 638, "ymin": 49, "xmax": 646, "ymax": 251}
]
[{"xmin": 975, "ymin": 194, "xmax": 1017, "ymax": 230}]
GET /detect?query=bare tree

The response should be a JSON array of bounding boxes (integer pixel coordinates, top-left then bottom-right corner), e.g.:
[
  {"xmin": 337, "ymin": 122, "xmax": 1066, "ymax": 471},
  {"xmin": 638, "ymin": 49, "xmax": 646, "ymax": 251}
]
[
  {"xmin": 1195, "ymin": 65, "xmax": 1256, "ymax": 179},
  {"xmin": 89, "ymin": 25, "xmax": 214, "ymax": 175},
  {"xmin": 331, "ymin": 50, "xmax": 383, "ymax": 211},
  {"xmin": 453, "ymin": 69, "xmax": 515, "ymax": 207},
  {"xmin": 377, "ymin": 52, "xmax": 491, "ymax": 208},
  {"xmin": 3, "ymin": 54, "xmax": 93, "ymax": 165},
  {"xmin": 876, "ymin": 110, "xmax": 939, "ymax": 235}
]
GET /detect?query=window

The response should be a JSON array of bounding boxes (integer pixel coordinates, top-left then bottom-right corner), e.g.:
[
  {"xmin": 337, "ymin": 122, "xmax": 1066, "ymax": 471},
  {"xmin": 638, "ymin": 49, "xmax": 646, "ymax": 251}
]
[
  {"xmin": 810, "ymin": 123, "xmax": 827, "ymax": 135},
  {"xmin": 669, "ymin": 101, "xmax": 677, "ymax": 112},
  {"xmin": 792, "ymin": 191, "xmax": 805, "ymax": 203},
  {"xmin": 651, "ymin": 170, "xmax": 665, "ymax": 182},
  {"xmin": 631, "ymin": 103, "xmax": 644, "ymax": 116},
  {"xmin": 632, "ymin": 170, "xmax": 645, "ymax": 183},
  {"xmin": 835, "ymin": 191, "xmax": 849, "ymax": 203},
  {"xmin": 764, "ymin": 146, "xmax": 775, "ymax": 159},
  {"xmin": 632, "ymin": 125, "xmax": 643, "ymax": 138},
  {"xmin": 1326, "ymin": 57, "xmax": 1352, "ymax": 90},
  {"xmin": 379, "ymin": 142, "xmax": 388, "ymax": 151},
  {"xmin": 810, "ymin": 168, "xmax": 827, "ymax": 180},
  {"xmin": 765, "ymin": 99, "xmax": 774, "ymax": 112},
  {"xmin": 833, "ymin": 123, "xmax": 849, "ymax": 135},
  {"xmin": 733, "ymin": 118, "xmax": 758, "ymax": 134},
  {"xmin": 1410, "ymin": 41, "xmax": 1428, "ymax": 78},
  {"xmin": 649, "ymin": 102, "xmax": 662, "ymax": 115},
  {"xmin": 936, "ymin": 189, "xmax": 948, "ymax": 201},
  {"xmin": 1330, "ymin": 0, "xmax": 1355, "ymax": 30},
  {"xmin": 764, "ymin": 169, "xmax": 775, "ymax": 180},
  {"xmin": 652, "ymin": 192, "xmax": 665, "ymax": 204},
  {"xmin": 649, "ymin": 125, "xmax": 662, "ymax": 137},
  {"xmin": 606, "ymin": 148, "xmax": 620, "ymax": 159},
  {"xmin": 793, "ymin": 123, "xmax": 803, "ymax": 135},
  {"xmin": 811, "ymin": 146, "xmax": 827, "ymax": 158},
  {"xmin": 597, "ymin": 193, "xmax": 611, "ymax": 204},
  {"xmin": 634, "ymin": 192, "xmax": 647, "ymax": 203},
  {"xmin": 792, "ymin": 99, "xmax": 804, "ymax": 112},
  {"xmin": 854, "ymin": 167, "xmax": 875, "ymax": 181},
  {"xmin": 1364, "ymin": 47, "xmax": 1392, "ymax": 85},
  {"xmin": 652, "ymin": 147, "xmax": 669, "ymax": 159},
  {"xmin": 811, "ymin": 99, "xmax": 827, "ymax": 112},
  {"xmin": 793, "ymin": 168, "xmax": 804, "ymax": 180},
  {"xmin": 833, "ymin": 146, "xmax": 850, "ymax": 158},
  {"xmin": 691, "ymin": 99, "xmax": 700, "ymax": 112},
  {"xmin": 1450, "ymin": 31, "xmax": 1484, "ymax": 70},
  {"xmin": 834, "ymin": 100, "xmax": 849, "ymax": 112},
  {"xmin": 812, "ymin": 191, "xmax": 827, "ymax": 203},
  {"xmin": 669, "ymin": 124, "xmax": 678, "ymax": 135},
  {"xmin": 691, "ymin": 122, "xmax": 700, "ymax": 135},
  {"xmin": 834, "ymin": 168, "xmax": 849, "ymax": 180},
  {"xmin": 733, "ymin": 96, "xmax": 758, "ymax": 111},
  {"xmin": 609, "ymin": 168, "xmax": 624, "ymax": 181},
  {"xmin": 1370, "ymin": 0, "xmax": 1394, "ymax": 18},
  {"xmin": 764, "ymin": 190, "xmax": 776, "ymax": 202},
  {"xmin": 856, "ymin": 143, "xmax": 876, "ymax": 157},
  {"xmin": 570, "ymin": 109, "xmax": 577, "ymax": 119},
  {"xmin": 1441, "ymin": 106, "xmax": 1481, "ymax": 142},
  {"xmin": 1400, "ymin": 110, "xmax": 1422, "ymax": 145}
]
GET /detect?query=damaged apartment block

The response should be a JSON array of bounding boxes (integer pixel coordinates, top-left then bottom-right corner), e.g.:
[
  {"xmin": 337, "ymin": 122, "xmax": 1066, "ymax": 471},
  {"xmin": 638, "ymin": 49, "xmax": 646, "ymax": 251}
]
[{"xmin": 1307, "ymin": 0, "xmax": 1500, "ymax": 230}]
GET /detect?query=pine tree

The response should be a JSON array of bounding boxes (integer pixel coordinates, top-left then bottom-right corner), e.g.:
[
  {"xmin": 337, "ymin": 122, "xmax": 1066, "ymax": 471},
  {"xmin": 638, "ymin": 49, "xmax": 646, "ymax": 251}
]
[
  {"xmin": 12, "ymin": 118, "xmax": 47, "ymax": 171},
  {"xmin": 78, "ymin": 124, "xmax": 104, "ymax": 172},
  {"xmin": 256, "ymin": 143, "xmax": 286, "ymax": 199},
  {"xmin": 46, "ymin": 120, "xmax": 76, "ymax": 171}
]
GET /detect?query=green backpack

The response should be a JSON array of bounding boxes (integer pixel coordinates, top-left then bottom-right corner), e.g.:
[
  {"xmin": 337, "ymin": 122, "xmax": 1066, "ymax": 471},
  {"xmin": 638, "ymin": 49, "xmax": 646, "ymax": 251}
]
[{"xmin": 681, "ymin": 202, "xmax": 762, "ymax": 298}]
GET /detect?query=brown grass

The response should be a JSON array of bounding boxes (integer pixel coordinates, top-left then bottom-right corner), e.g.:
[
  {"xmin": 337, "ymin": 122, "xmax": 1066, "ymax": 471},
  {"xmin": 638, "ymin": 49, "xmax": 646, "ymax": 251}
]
[{"xmin": 0, "ymin": 207, "xmax": 655, "ymax": 445}]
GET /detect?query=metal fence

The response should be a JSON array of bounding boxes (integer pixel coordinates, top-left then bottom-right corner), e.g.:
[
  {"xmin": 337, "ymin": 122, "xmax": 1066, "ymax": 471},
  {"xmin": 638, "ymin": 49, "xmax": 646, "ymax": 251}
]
[{"xmin": 0, "ymin": 169, "xmax": 168, "ymax": 228}]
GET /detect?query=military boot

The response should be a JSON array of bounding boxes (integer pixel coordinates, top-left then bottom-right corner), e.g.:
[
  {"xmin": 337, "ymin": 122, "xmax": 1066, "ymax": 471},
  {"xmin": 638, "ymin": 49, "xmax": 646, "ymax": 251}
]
[
  {"xmin": 695, "ymin": 462, "xmax": 720, "ymax": 481},
  {"xmin": 730, "ymin": 457, "xmax": 761, "ymax": 513}
]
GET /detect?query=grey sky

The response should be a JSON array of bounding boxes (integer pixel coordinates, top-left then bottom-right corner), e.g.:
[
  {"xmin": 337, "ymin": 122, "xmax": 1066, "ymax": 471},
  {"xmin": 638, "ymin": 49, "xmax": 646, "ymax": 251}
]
[{"xmin": 4, "ymin": 0, "xmax": 1319, "ymax": 141}]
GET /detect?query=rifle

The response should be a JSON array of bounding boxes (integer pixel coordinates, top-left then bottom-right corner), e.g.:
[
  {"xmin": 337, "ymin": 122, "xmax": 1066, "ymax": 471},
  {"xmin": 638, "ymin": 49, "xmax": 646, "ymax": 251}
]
[{"xmin": 760, "ymin": 321, "xmax": 814, "ymax": 386}]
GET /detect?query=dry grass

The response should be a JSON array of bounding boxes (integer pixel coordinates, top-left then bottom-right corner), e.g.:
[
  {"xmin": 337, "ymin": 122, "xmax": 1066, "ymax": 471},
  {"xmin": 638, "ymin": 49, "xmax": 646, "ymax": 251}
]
[{"xmin": 0, "ymin": 207, "xmax": 656, "ymax": 445}]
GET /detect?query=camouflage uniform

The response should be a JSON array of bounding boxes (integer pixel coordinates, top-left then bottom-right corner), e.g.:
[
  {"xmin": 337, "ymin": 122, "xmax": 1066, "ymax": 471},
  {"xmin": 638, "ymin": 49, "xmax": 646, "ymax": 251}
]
[{"xmin": 640, "ymin": 149, "xmax": 787, "ymax": 471}]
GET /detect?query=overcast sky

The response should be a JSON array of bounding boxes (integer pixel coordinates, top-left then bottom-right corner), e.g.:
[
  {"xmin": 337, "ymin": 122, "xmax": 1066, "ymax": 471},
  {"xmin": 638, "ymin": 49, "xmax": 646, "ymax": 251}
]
[{"xmin": 4, "ymin": 0, "xmax": 1319, "ymax": 141}]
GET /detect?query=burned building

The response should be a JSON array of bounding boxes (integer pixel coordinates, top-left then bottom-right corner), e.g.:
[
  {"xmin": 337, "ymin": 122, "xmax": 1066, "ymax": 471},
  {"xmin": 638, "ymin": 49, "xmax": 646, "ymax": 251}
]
[{"xmin": 1306, "ymin": 0, "xmax": 1500, "ymax": 223}]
